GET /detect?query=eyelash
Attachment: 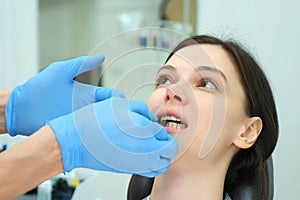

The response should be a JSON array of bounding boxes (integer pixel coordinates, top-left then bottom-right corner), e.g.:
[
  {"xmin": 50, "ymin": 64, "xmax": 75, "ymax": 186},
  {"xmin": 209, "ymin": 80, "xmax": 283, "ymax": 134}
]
[
  {"xmin": 155, "ymin": 74, "xmax": 218, "ymax": 91},
  {"xmin": 155, "ymin": 75, "xmax": 173, "ymax": 87},
  {"xmin": 196, "ymin": 78, "xmax": 218, "ymax": 90}
]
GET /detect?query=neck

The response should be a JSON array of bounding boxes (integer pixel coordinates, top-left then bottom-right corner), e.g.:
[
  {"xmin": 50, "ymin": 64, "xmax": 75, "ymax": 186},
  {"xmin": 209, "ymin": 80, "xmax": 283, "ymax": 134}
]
[{"xmin": 150, "ymin": 158, "xmax": 230, "ymax": 200}]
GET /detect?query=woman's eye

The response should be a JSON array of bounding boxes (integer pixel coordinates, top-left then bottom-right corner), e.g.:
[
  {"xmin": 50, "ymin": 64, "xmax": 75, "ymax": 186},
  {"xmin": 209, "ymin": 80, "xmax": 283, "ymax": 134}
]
[
  {"xmin": 156, "ymin": 75, "xmax": 173, "ymax": 87},
  {"xmin": 198, "ymin": 79, "xmax": 217, "ymax": 90}
]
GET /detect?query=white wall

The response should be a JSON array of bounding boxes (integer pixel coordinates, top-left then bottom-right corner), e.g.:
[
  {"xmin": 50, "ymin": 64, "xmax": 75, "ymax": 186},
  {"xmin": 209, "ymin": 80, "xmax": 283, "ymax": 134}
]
[
  {"xmin": 0, "ymin": 0, "xmax": 38, "ymax": 148},
  {"xmin": 197, "ymin": 0, "xmax": 300, "ymax": 199},
  {"xmin": 0, "ymin": 0, "xmax": 38, "ymax": 89},
  {"xmin": 39, "ymin": 0, "xmax": 162, "ymax": 69}
]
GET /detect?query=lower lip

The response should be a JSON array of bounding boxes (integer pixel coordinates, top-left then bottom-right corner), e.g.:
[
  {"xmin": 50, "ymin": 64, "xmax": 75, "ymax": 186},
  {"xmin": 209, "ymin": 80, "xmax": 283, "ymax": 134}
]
[{"xmin": 164, "ymin": 126, "xmax": 184, "ymax": 135}]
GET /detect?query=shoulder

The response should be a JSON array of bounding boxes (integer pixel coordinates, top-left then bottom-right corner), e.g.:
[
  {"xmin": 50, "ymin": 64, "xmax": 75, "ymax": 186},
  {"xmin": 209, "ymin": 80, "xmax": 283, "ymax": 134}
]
[
  {"xmin": 143, "ymin": 194, "xmax": 231, "ymax": 200},
  {"xmin": 225, "ymin": 193, "xmax": 232, "ymax": 200}
]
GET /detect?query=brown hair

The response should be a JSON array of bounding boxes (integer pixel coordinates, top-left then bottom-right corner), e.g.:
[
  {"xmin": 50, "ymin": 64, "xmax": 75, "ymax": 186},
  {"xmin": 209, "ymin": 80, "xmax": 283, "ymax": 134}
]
[{"xmin": 165, "ymin": 35, "xmax": 279, "ymax": 197}]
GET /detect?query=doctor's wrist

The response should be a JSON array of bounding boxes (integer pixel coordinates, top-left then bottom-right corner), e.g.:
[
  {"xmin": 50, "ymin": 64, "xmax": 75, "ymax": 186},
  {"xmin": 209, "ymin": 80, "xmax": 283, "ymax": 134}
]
[
  {"xmin": 35, "ymin": 125, "xmax": 64, "ymax": 177},
  {"xmin": 0, "ymin": 90, "xmax": 11, "ymax": 134}
]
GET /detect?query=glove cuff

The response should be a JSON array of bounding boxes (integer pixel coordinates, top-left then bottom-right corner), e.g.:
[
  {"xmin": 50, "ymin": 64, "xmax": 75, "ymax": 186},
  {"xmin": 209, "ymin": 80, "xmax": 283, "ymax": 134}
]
[
  {"xmin": 5, "ymin": 86, "xmax": 20, "ymax": 136},
  {"xmin": 47, "ymin": 114, "xmax": 79, "ymax": 172}
]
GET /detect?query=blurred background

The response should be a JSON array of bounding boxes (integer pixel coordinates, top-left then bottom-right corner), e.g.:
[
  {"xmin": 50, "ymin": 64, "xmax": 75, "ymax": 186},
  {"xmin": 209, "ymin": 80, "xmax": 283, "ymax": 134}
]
[{"xmin": 0, "ymin": 0, "xmax": 299, "ymax": 199}]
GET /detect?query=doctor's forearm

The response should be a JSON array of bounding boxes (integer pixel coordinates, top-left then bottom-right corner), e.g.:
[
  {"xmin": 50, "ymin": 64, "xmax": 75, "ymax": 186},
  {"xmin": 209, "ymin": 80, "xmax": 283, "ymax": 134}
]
[
  {"xmin": 0, "ymin": 90, "xmax": 11, "ymax": 134},
  {"xmin": 0, "ymin": 125, "xmax": 64, "ymax": 199}
]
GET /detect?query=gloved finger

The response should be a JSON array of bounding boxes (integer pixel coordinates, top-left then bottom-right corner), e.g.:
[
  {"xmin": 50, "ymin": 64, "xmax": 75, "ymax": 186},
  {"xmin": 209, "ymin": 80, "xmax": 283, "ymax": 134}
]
[
  {"xmin": 157, "ymin": 137, "xmax": 178, "ymax": 159},
  {"xmin": 122, "ymin": 115, "xmax": 168, "ymax": 140},
  {"xmin": 139, "ymin": 164, "xmax": 169, "ymax": 178},
  {"xmin": 95, "ymin": 87, "xmax": 125, "ymax": 102},
  {"xmin": 72, "ymin": 83, "xmax": 124, "ymax": 110},
  {"xmin": 116, "ymin": 112, "xmax": 161, "ymax": 139},
  {"xmin": 148, "ymin": 152, "xmax": 172, "ymax": 172},
  {"xmin": 129, "ymin": 100, "xmax": 158, "ymax": 121},
  {"xmin": 153, "ymin": 126, "xmax": 169, "ymax": 141},
  {"xmin": 72, "ymin": 82, "xmax": 99, "ymax": 110},
  {"xmin": 64, "ymin": 54, "xmax": 105, "ymax": 79}
]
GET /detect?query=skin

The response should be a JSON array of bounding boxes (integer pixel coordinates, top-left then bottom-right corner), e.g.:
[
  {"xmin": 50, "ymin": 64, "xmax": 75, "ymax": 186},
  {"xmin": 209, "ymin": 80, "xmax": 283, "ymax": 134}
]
[
  {"xmin": 0, "ymin": 90, "xmax": 63, "ymax": 199},
  {"xmin": 0, "ymin": 90, "xmax": 11, "ymax": 134},
  {"xmin": 147, "ymin": 44, "xmax": 262, "ymax": 199}
]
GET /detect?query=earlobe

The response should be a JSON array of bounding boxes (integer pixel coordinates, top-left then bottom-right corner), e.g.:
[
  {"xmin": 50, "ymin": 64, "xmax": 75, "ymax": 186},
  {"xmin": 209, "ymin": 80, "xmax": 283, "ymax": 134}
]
[{"xmin": 234, "ymin": 117, "xmax": 263, "ymax": 149}]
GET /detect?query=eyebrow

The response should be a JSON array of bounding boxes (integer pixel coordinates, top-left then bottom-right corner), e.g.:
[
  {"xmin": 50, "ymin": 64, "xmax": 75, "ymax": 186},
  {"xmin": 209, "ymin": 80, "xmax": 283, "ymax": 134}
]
[
  {"xmin": 196, "ymin": 66, "xmax": 227, "ymax": 82},
  {"xmin": 157, "ymin": 65, "xmax": 176, "ymax": 73},
  {"xmin": 157, "ymin": 65, "xmax": 227, "ymax": 82}
]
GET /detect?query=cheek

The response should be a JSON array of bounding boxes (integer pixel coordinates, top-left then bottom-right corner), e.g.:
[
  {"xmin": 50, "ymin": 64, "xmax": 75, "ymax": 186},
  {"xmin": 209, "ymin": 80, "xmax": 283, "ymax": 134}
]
[
  {"xmin": 194, "ymin": 94, "xmax": 227, "ymax": 158},
  {"xmin": 221, "ymin": 99, "xmax": 247, "ymax": 140},
  {"xmin": 194, "ymin": 94, "xmax": 215, "ymax": 132},
  {"xmin": 174, "ymin": 98, "xmax": 216, "ymax": 161},
  {"xmin": 147, "ymin": 88, "xmax": 165, "ymax": 109}
]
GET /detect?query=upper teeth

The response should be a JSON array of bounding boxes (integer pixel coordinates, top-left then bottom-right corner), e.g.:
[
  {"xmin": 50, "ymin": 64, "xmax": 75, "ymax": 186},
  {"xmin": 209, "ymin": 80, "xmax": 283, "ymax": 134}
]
[
  {"xmin": 159, "ymin": 115, "xmax": 187, "ymax": 129},
  {"xmin": 161, "ymin": 115, "xmax": 181, "ymax": 122}
]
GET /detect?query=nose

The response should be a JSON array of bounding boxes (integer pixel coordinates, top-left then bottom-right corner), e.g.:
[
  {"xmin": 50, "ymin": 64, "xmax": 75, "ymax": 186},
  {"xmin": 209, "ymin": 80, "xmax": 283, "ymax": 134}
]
[
  {"xmin": 164, "ymin": 84, "xmax": 186, "ymax": 104},
  {"xmin": 165, "ymin": 92, "xmax": 182, "ymax": 103}
]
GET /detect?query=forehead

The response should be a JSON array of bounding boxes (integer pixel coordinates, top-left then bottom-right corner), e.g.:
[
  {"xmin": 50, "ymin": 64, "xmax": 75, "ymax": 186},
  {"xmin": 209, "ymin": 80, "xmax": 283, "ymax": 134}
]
[
  {"xmin": 167, "ymin": 45, "xmax": 240, "ymax": 81},
  {"xmin": 172, "ymin": 44, "xmax": 214, "ymax": 67}
]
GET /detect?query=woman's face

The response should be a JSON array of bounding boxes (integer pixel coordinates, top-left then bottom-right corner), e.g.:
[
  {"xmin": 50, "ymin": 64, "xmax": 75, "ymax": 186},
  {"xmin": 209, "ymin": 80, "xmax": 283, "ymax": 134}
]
[{"xmin": 147, "ymin": 44, "xmax": 249, "ymax": 166}]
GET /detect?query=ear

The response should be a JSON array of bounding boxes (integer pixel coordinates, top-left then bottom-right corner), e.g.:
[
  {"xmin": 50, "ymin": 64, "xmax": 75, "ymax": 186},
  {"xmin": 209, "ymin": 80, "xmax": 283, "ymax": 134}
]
[{"xmin": 234, "ymin": 117, "xmax": 263, "ymax": 149}]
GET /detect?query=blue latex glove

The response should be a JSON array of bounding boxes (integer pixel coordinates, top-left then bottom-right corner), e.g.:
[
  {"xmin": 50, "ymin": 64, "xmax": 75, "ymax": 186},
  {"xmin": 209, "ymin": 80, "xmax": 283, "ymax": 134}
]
[
  {"xmin": 6, "ymin": 54, "xmax": 119, "ymax": 136},
  {"xmin": 48, "ymin": 96, "xmax": 178, "ymax": 177}
]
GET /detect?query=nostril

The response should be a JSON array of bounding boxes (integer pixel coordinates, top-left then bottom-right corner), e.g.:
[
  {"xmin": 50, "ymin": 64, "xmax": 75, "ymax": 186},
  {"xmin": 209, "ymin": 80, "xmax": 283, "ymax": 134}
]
[{"xmin": 174, "ymin": 95, "xmax": 182, "ymax": 102}]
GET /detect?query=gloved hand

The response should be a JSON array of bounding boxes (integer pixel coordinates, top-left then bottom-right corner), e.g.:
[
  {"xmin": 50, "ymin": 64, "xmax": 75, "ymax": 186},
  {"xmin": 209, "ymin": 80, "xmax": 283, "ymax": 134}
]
[
  {"xmin": 48, "ymin": 96, "xmax": 178, "ymax": 177},
  {"xmin": 6, "ymin": 54, "xmax": 120, "ymax": 136}
]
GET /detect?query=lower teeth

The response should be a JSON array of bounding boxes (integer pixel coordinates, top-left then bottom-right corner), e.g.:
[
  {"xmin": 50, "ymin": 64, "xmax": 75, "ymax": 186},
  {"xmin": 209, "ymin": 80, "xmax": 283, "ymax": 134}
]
[{"xmin": 166, "ymin": 122, "xmax": 184, "ymax": 129}]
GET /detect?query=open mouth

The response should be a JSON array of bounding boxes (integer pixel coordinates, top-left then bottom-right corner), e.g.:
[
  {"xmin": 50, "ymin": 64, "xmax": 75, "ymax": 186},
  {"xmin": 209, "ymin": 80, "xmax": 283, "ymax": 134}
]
[{"xmin": 159, "ymin": 115, "xmax": 188, "ymax": 129}]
